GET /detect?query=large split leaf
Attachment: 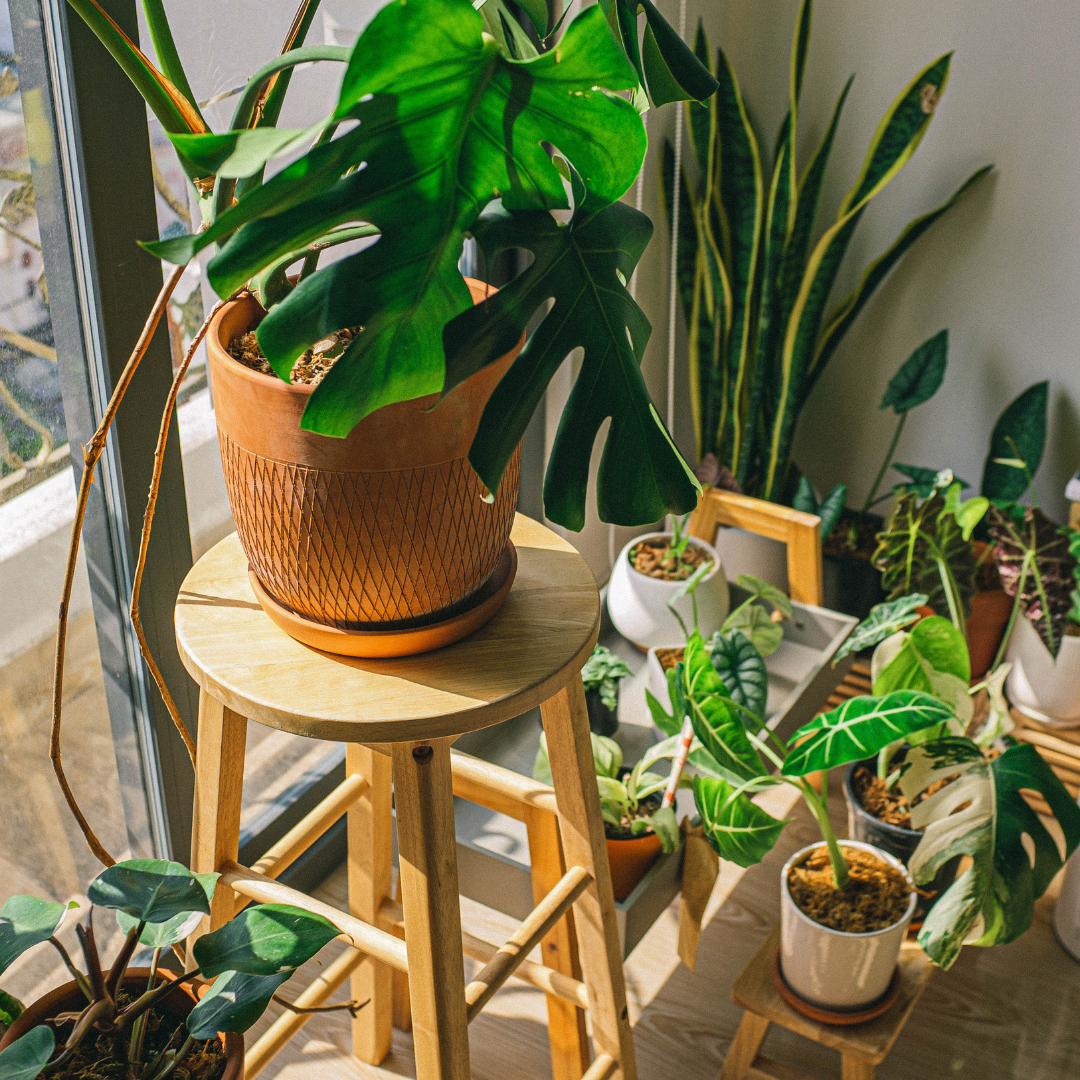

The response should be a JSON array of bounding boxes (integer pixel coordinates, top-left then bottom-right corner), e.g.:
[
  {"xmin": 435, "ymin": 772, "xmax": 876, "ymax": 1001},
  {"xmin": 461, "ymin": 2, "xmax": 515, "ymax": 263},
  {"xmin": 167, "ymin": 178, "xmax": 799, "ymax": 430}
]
[
  {"xmin": 782, "ymin": 690, "xmax": 952, "ymax": 776},
  {"xmin": 0, "ymin": 1025, "xmax": 53, "ymax": 1080},
  {"xmin": 833, "ymin": 593, "xmax": 927, "ymax": 661},
  {"xmin": 709, "ymin": 629, "xmax": 768, "ymax": 720},
  {"xmin": 988, "ymin": 504, "xmax": 1077, "ymax": 657},
  {"xmin": 88, "ymin": 860, "xmax": 213, "ymax": 925},
  {"xmin": 981, "ymin": 382, "xmax": 1049, "ymax": 503},
  {"xmin": 187, "ymin": 970, "xmax": 293, "ymax": 1039},
  {"xmin": 908, "ymin": 740, "xmax": 1080, "ymax": 968},
  {"xmin": 0, "ymin": 897, "xmax": 74, "ymax": 976},
  {"xmin": 693, "ymin": 776, "xmax": 787, "ymax": 866},
  {"xmin": 442, "ymin": 198, "xmax": 698, "ymax": 529}
]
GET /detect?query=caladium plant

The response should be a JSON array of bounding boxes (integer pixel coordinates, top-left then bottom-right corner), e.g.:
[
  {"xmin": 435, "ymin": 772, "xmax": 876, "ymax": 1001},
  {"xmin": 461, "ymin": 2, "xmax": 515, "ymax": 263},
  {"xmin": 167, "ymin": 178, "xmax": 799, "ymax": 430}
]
[{"xmin": 0, "ymin": 860, "xmax": 349, "ymax": 1080}]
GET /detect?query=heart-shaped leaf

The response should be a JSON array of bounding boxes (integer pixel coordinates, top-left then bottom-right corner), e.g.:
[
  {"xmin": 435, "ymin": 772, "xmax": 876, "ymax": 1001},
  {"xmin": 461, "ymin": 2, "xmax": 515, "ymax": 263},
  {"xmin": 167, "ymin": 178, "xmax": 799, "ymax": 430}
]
[
  {"xmin": 834, "ymin": 593, "xmax": 927, "ymax": 661},
  {"xmin": 186, "ymin": 970, "xmax": 292, "ymax": 1039},
  {"xmin": 782, "ymin": 690, "xmax": 953, "ymax": 776},
  {"xmin": 880, "ymin": 329, "xmax": 948, "ymax": 414},
  {"xmin": 692, "ymin": 776, "xmax": 788, "ymax": 867},
  {"xmin": 981, "ymin": 382, "xmax": 1048, "ymax": 503},
  {"xmin": 0, "ymin": 1025, "xmax": 53, "ymax": 1080},
  {"xmin": 193, "ymin": 904, "xmax": 340, "ymax": 978},
  {"xmin": 0, "ymin": 897, "xmax": 75, "ymax": 976},
  {"xmin": 88, "ymin": 860, "xmax": 212, "ymax": 925},
  {"xmin": 709, "ymin": 630, "xmax": 768, "ymax": 720},
  {"xmin": 115, "ymin": 871, "xmax": 218, "ymax": 949},
  {"xmin": 721, "ymin": 603, "xmax": 783, "ymax": 657}
]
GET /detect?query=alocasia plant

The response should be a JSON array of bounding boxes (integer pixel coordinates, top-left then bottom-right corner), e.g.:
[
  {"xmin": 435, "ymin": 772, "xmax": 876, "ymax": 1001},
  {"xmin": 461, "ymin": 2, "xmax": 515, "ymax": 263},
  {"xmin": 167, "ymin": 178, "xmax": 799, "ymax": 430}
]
[{"xmin": 833, "ymin": 592, "xmax": 928, "ymax": 661}]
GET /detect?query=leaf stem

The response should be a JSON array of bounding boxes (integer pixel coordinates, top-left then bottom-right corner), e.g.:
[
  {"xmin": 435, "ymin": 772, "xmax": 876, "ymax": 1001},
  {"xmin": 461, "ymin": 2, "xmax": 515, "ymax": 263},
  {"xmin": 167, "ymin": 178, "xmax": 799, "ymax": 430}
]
[
  {"xmin": 798, "ymin": 779, "xmax": 849, "ymax": 890},
  {"xmin": 49, "ymin": 937, "xmax": 93, "ymax": 1002},
  {"xmin": 861, "ymin": 411, "xmax": 906, "ymax": 516},
  {"xmin": 116, "ymin": 968, "xmax": 202, "ymax": 1033}
]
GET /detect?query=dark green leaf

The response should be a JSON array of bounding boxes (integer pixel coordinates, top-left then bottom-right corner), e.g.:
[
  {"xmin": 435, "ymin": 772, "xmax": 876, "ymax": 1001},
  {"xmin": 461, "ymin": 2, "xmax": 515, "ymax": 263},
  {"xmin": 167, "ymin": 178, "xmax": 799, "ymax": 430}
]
[
  {"xmin": 782, "ymin": 690, "xmax": 953, "ymax": 775},
  {"xmin": 193, "ymin": 905, "xmax": 340, "ymax": 979},
  {"xmin": 187, "ymin": 970, "xmax": 292, "ymax": 1039},
  {"xmin": 0, "ymin": 897, "xmax": 72, "ymax": 976},
  {"xmin": 834, "ymin": 593, "xmax": 928, "ymax": 661},
  {"xmin": 817, "ymin": 483, "xmax": 848, "ymax": 539},
  {"xmin": 0, "ymin": 990, "xmax": 24, "ymax": 1031},
  {"xmin": 0, "ymin": 1025, "xmax": 53, "ymax": 1080},
  {"xmin": 88, "ymin": 860, "xmax": 212, "ymax": 924},
  {"xmin": 890, "ymin": 464, "xmax": 950, "ymax": 500},
  {"xmin": 693, "ymin": 776, "xmax": 787, "ymax": 866},
  {"xmin": 443, "ymin": 199, "xmax": 699, "ymax": 530},
  {"xmin": 793, "ymin": 475, "xmax": 819, "ymax": 516},
  {"xmin": 981, "ymin": 382, "xmax": 1049, "ymax": 503},
  {"xmin": 115, "ymin": 870, "xmax": 218, "ymax": 948},
  {"xmin": 881, "ymin": 329, "xmax": 948, "ymax": 413},
  {"xmin": 709, "ymin": 629, "xmax": 767, "ymax": 719}
]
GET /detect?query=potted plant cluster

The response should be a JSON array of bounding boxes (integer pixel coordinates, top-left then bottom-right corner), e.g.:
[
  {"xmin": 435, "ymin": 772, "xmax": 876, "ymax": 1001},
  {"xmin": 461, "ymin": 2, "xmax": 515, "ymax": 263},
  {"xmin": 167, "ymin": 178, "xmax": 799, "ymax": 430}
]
[
  {"xmin": 579, "ymin": 644, "xmax": 634, "ymax": 737},
  {"xmin": 0, "ymin": 860, "xmax": 350, "ymax": 1080},
  {"xmin": 65, "ymin": 0, "xmax": 716, "ymax": 659},
  {"xmin": 608, "ymin": 513, "xmax": 730, "ymax": 650}
]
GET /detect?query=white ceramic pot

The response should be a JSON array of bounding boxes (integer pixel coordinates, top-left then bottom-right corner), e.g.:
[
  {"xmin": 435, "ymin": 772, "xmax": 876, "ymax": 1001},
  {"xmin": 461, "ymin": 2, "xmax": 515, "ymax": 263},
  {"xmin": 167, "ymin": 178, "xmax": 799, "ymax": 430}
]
[
  {"xmin": 779, "ymin": 840, "xmax": 916, "ymax": 1011},
  {"xmin": 1053, "ymin": 791, "xmax": 1080, "ymax": 963},
  {"xmin": 1005, "ymin": 615, "xmax": 1080, "ymax": 728},
  {"xmin": 607, "ymin": 532, "xmax": 729, "ymax": 650}
]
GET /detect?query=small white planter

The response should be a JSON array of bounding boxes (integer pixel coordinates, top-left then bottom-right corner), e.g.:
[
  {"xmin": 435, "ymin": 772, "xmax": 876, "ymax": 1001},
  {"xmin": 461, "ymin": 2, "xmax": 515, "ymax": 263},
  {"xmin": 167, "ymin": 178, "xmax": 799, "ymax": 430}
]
[
  {"xmin": 1005, "ymin": 615, "xmax": 1080, "ymax": 728},
  {"xmin": 779, "ymin": 840, "xmax": 916, "ymax": 1012},
  {"xmin": 607, "ymin": 532, "xmax": 729, "ymax": 650}
]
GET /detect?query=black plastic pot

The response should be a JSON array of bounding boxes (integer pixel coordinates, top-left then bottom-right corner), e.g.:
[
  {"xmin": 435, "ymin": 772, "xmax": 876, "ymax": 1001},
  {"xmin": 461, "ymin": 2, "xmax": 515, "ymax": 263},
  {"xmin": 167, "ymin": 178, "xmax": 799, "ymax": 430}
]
[
  {"xmin": 822, "ymin": 553, "xmax": 886, "ymax": 620},
  {"xmin": 586, "ymin": 687, "xmax": 619, "ymax": 736},
  {"xmin": 844, "ymin": 760, "xmax": 959, "ymax": 923}
]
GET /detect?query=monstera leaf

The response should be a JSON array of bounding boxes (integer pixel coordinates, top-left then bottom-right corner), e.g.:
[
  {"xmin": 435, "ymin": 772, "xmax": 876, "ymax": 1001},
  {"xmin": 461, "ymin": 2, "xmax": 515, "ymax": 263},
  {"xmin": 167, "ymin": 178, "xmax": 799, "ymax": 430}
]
[
  {"xmin": 833, "ymin": 593, "xmax": 927, "ymax": 661},
  {"xmin": 907, "ymin": 740, "xmax": 1080, "ymax": 968},
  {"xmin": 988, "ymin": 504, "xmax": 1077, "ymax": 657},
  {"xmin": 873, "ymin": 489, "xmax": 976, "ymax": 624},
  {"xmin": 709, "ymin": 629, "xmax": 768, "ymax": 719},
  {"xmin": 693, "ymin": 776, "xmax": 788, "ymax": 866},
  {"xmin": 442, "ymin": 198, "xmax": 698, "ymax": 529},
  {"xmin": 148, "ymin": 0, "xmax": 647, "ymax": 444}
]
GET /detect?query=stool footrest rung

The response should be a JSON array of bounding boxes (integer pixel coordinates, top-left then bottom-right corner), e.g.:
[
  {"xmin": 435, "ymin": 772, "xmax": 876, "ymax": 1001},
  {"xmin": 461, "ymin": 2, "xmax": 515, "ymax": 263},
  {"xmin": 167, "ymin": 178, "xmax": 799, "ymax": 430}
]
[
  {"xmin": 250, "ymin": 772, "xmax": 369, "ymax": 881},
  {"xmin": 581, "ymin": 1052, "xmax": 618, "ymax": 1080},
  {"xmin": 464, "ymin": 865, "xmax": 591, "ymax": 1022},
  {"xmin": 222, "ymin": 860, "xmax": 409, "ymax": 972}
]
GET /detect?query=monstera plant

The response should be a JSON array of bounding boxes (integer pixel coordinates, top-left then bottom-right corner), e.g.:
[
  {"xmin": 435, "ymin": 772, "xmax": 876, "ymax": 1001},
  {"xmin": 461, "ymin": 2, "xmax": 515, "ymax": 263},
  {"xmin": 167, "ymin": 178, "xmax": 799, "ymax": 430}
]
[{"xmin": 660, "ymin": 0, "xmax": 991, "ymax": 501}]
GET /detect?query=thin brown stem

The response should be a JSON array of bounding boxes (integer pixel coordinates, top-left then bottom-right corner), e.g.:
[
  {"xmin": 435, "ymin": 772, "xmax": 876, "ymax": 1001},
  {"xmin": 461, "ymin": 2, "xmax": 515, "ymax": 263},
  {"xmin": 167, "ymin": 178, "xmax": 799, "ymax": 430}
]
[
  {"xmin": 76, "ymin": 911, "xmax": 106, "ymax": 1000},
  {"xmin": 270, "ymin": 994, "xmax": 370, "ymax": 1017},
  {"xmin": 129, "ymin": 293, "xmax": 233, "ymax": 770},
  {"xmin": 51, "ymin": 263, "xmax": 185, "ymax": 868},
  {"xmin": 104, "ymin": 922, "xmax": 144, "ymax": 1000},
  {"xmin": 49, "ymin": 937, "xmax": 93, "ymax": 1002}
]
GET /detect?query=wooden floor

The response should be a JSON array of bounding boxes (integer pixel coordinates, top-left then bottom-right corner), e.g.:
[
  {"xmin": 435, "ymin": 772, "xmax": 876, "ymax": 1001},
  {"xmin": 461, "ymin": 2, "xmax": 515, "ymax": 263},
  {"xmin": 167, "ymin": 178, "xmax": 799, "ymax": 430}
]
[{"xmin": 250, "ymin": 781, "xmax": 1080, "ymax": 1080}]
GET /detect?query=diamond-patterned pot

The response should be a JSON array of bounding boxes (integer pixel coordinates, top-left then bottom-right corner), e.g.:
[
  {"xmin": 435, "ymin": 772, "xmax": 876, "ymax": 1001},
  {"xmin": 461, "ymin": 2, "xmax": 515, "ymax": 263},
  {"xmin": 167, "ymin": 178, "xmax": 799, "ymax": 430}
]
[{"xmin": 207, "ymin": 281, "xmax": 522, "ymax": 645}]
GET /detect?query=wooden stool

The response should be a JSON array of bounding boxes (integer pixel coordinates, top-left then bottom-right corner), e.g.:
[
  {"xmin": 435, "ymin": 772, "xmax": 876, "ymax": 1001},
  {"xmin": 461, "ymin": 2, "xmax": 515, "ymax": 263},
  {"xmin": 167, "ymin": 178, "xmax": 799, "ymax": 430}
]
[
  {"xmin": 718, "ymin": 927, "xmax": 932, "ymax": 1080},
  {"xmin": 174, "ymin": 514, "xmax": 635, "ymax": 1080}
]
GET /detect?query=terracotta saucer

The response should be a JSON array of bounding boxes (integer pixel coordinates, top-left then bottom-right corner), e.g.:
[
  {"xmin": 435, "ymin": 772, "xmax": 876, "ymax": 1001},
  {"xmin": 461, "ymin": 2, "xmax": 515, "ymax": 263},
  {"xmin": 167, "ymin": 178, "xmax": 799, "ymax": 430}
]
[
  {"xmin": 772, "ymin": 949, "xmax": 901, "ymax": 1026},
  {"xmin": 249, "ymin": 542, "xmax": 517, "ymax": 658}
]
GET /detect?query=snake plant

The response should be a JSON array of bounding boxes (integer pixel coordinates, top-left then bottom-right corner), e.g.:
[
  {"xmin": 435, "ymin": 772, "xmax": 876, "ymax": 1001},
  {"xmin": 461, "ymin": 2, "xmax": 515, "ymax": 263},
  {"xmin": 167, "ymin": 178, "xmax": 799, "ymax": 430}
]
[
  {"xmin": 661, "ymin": 0, "xmax": 992, "ymax": 502},
  {"xmin": 66, "ymin": 0, "xmax": 716, "ymax": 531}
]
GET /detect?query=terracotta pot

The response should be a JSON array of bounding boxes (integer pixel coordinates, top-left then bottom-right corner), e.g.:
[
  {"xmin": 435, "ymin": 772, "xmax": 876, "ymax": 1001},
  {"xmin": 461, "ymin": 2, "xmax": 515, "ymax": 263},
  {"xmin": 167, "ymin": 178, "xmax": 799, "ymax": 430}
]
[
  {"xmin": 0, "ymin": 969, "xmax": 243, "ymax": 1079},
  {"xmin": 207, "ymin": 278, "xmax": 523, "ymax": 650},
  {"xmin": 606, "ymin": 831, "xmax": 663, "ymax": 902},
  {"xmin": 966, "ymin": 590, "xmax": 1012, "ymax": 679}
]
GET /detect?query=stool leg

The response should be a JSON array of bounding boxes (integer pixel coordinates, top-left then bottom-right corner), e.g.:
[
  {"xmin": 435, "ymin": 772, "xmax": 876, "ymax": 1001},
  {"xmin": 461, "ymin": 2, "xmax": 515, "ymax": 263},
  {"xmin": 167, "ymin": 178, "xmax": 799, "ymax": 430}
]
[
  {"xmin": 525, "ymin": 805, "xmax": 591, "ymax": 1080},
  {"xmin": 347, "ymin": 744, "xmax": 393, "ymax": 1064},
  {"xmin": 187, "ymin": 690, "xmax": 246, "ymax": 965},
  {"xmin": 717, "ymin": 1013, "xmax": 770, "ymax": 1080},
  {"xmin": 841, "ymin": 1055, "xmax": 875, "ymax": 1080},
  {"xmin": 541, "ymin": 676, "xmax": 637, "ymax": 1080},
  {"xmin": 392, "ymin": 738, "xmax": 470, "ymax": 1080}
]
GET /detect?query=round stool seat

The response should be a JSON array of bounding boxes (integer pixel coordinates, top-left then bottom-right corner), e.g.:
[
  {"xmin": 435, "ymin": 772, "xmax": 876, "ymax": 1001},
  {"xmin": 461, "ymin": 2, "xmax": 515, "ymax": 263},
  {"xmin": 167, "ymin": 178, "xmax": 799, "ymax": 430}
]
[{"xmin": 175, "ymin": 514, "xmax": 600, "ymax": 743}]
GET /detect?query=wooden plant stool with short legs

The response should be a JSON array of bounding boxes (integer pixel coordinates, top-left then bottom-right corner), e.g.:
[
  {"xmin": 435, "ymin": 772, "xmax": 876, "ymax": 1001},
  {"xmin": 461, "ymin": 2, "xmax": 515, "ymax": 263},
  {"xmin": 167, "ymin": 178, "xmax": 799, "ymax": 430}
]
[{"xmin": 174, "ymin": 514, "xmax": 635, "ymax": 1080}]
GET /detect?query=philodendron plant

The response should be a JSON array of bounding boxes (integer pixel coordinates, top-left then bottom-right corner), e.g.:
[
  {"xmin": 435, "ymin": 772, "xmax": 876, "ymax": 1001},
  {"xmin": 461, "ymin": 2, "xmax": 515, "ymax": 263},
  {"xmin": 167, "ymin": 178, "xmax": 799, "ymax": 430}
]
[
  {"xmin": 0, "ymin": 860, "xmax": 348, "ymax": 1079},
  {"xmin": 68, "ymin": 0, "xmax": 715, "ymax": 530},
  {"xmin": 660, "ymin": 0, "xmax": 991, "ymax": 499}
]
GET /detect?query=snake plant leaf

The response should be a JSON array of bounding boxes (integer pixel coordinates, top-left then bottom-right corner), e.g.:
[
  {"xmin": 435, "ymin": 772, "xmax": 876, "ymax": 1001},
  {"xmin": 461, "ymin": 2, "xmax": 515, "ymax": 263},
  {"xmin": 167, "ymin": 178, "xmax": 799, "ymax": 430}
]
[
  {"xmin": 187, "ymin": 970, "xmax": 293, "ymax": 1040},
  {"xmin": 0, "ymin": 1025, "xmax": 53, "ymax": 1080},
  {"xmin": 139, "ymin": 0, "xmax": 204, "ymax": 123},
  {"xmin": 88, "ymin": 860, "xmax": 213, "ymax": 925},
  {"xmin": 988, "ymin": 504, "xmax": 1077, "ymax": 657},
  {"xmin": 980, "ymin": 381, "xmax": 1049, "ymax": 504},
  {"xmin": 793, "ymin": 478, "xmax": 847, "ymax": 540},
  {"xmin": 782, "ymin": 690, "xmax": 952, "ymax": 776},
  {"xmin": 0, "ymin": 897, "xmax": 75, "ymax": 976},
  {"xmin": 910, "ymin": 742, "xmax": 1080, "ymax": 968},
  {"xmin": 709, "ymin": 629, "xmax": 768, "ymax": 720},
  {"xmin": 881, "ymin": 330, "xmax": 948, "ymax": 413},
  {"xmin": 0, "ymin": 989, "xmax": 23, "ymax": 1033},
  {"xmin": 114, "ymin": 870, "xmax": 218, "ymax": 948},
  {"xmin": 443, "ymin": 200, "xmax": 698, "ymax": 529},
  {"xmin": 193, "ymin": 904, "xmax": 340, "ymax": 978},
  {"xmin": 693, "ymin": 776, "xmax": 787, "ymax": 866},
  {"xmin": 834, "ymin": 593, "xmax": 928, "ymax": 661}
]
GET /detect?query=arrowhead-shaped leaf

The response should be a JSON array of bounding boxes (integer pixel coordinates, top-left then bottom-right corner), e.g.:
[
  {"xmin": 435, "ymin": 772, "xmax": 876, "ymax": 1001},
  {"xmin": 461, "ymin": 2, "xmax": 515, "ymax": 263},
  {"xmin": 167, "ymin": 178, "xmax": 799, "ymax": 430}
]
[
  {"xmin": 186, "ymin": 970, "xmax": 293, "ymax": 1039},
  {"xmin": 115, "ymin": 870, "xmax": 218, "ymax": 948},
  {"xmin": 782, "ymin": 690, "xmax": 953, "ymax": 776},
  {"xmin": 981, "ymin": 382, "xmax": 1048, "ymax": 503},
  {"xmin": 709, "ymin": 630, "xmax": 767, "ymax": 720},
  {"xmin": 193, "ymin": 904, "xmax": 340, "ymax": 978},
  {"xmin": 88, "ymin": 860, "xmax": 212, "ymax": 925},
  {"xmin": 442, "ymin": 199, "xmax": 699, "ymax": 529},
  {"xmin": 0, "ymin": 1025, "xmax": 53, "ymax": 1080},
  {"xmin": 880, "ymin": 329, "xmax": 948, "ymax": 413},
  {"xmin": 834, "ymin": 593, "xmax": 927, "ymax": 661},
  {"xmin": 693, "ymin": 776, "xmax": 788, "ymax": 866},
  {"xmin": 0, "ymin": 897, "xmax": 74, "ymax": 976}
]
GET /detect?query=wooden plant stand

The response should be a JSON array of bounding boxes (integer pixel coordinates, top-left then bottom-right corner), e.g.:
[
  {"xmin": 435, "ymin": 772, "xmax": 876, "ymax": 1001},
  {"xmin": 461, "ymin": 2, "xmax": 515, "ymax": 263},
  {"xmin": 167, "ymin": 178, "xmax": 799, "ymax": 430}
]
[
  {"xmin": 718, "ymin": 927, "xmax": 933, "ymax": 1080},
  {"xmin": 174, "ymin": 514, "xmax": 635, "ymax": 1080}
]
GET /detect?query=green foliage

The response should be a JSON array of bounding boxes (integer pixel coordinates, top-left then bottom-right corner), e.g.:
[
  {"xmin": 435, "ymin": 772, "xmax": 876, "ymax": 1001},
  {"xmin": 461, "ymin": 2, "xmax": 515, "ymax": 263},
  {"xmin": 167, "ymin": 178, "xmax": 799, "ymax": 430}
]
[
  {"xmin": 943, "ymin": 482, "xmax": 989, "ymax": 542},
  {"xmin": 0, "ymin": 1024, "xmax": 52, "ymax": 1080},
  {"xmin": 907, "ymin": 740, "xmax": 1080, "ymax": 968},
  {"xmin": 187, "ymin": 970, "xmax": 293, "ymax": 1039},
  {"xmin": 881, "ymin": 330, "xmax": 948, "ymax": 413},
  {"xmin": 580, "ymin": 644, "xmax": 633, "ymax": 712},
  {"xmin": 692, "ymin": 776, "xmax": 788, "ymax": 866},
  {"xmin": 833, "ymin": 593, "xmax": 927, "ymax": 661},
  {"xmin": 660, "ymin": 2, "xmax": 990, "ymax": 498},
  {"xmin": 709, "ymin": 629, "xmax": 768, "ymax": 719},
  {"xmin": 87, "ymin": 860, "xmax": 213, "ymax": 925},
  {"xmin": 0, "ymin": 897, "xmax": 75, "ymax": 976},
  {"xmin": 720, "ymin": 574, "xmax": 793, "ymax": 657},
  {"xmin": 0, "ymin": 990, "xmax": 23, "ymax": 1033},
  {"xmin": 793, "ymin": 479, "xmax": 847, "ymax": 539},
  {"xmin": 981, "ymin": 382, "xmax": 1049, "ymax": 504},
  {"xmin": 891, "ymin": 464, "xmax": 968, "ymax": 501}
]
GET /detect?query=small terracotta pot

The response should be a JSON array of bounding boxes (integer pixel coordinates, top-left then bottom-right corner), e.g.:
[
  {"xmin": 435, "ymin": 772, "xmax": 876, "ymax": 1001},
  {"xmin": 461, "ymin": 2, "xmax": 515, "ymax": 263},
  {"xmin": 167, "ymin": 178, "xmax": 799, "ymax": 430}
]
[
  {"xmin": 0, "ymin": 969, "xmax": 243, "ymax": 1079},
  {"xmin": 606, "ymin": 831, "xmax": 663, "ymax": 902},
  {"xmin": 207, "ymin": 278, "xmax": 523, "ymax": 648},
  {"xmin": 967, "ymin": 590, "xmax": 1012, "ymax": 679}
]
